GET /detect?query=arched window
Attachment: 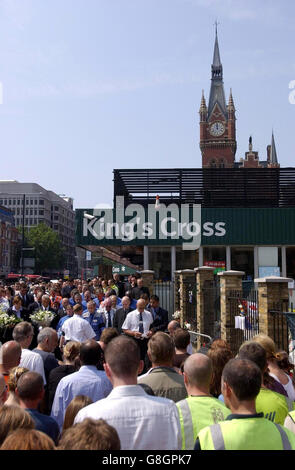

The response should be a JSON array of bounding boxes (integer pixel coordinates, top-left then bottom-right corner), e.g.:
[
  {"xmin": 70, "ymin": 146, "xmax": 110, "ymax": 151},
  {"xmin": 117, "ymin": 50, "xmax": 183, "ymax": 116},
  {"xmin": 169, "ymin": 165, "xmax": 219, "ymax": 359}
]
[
  {"xmin": 210, "ymin": 159, "xmax": 217, "ymax": 168},
  {"xmin": 219, "ymin": 159, "xmax": 225, "ymax": 168}
]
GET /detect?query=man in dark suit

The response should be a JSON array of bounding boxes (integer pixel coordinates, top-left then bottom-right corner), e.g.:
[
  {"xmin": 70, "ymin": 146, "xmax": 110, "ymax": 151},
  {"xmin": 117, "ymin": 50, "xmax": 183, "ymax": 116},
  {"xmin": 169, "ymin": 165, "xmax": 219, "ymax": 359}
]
[
  {"xmin": 150, "ymin": 295, "xmax": 169, "ymax": 333},
  {"xmin": 113, "ymin": 296, "xmax": 133, "ymax": 334},
  {"xmin": 57, "ymin": 298, "xmax": 69, "ymax": 318},
  {"xmin": 18, "ymin": 283, "xmax": 34, "ymax": 309},
  {"xmin": 28, "ymin": 292, "xmax": 43, "ymax": 314}
]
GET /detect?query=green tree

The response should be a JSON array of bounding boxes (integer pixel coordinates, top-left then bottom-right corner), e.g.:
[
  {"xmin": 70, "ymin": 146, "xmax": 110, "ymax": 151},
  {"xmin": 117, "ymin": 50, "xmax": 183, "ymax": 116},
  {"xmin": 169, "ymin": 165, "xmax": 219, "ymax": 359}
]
[{"xmin": 20, "ymin": 223, "xmax": 65, "ymax": 273}]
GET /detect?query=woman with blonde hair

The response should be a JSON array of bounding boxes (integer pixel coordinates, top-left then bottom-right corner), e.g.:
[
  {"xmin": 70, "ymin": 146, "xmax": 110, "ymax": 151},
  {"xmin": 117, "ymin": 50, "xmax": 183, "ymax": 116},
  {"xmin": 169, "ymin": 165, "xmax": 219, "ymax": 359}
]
[
  {"xmin": 47, "ymin": 341, "xmax": 81, "ymax": 412},
  {"xmin": 253, "ymin": 334, "xmax": 295, "ymax": 400},
  {"xmin": 5, "ymin": 366, "xmax": 29, "ymax": 406},
  {"xmin": 0, "ymin": 405, "xmax": 35, "ymax": 445}
]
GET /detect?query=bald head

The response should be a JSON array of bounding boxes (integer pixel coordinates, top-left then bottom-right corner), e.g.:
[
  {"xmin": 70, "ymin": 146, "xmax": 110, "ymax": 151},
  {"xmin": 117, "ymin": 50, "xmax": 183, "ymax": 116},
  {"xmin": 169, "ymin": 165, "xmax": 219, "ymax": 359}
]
[
  {"xmin": 136, "ymin": 299, "xmax": 146, "ymax": 312},
  {"xmin": 121, "ymin": 296, "xmax": 131, "ymax": 310},
  {"xmin": 0, "ymin": 341, "xmax": 22, "ymax": 373},
  {"xmin": 168, "ymin": 320, "xmax": 180, "ymax": 336},
  {"xmin": 183, "ymin": 353, "xmax": 213, "ymax": 390}
]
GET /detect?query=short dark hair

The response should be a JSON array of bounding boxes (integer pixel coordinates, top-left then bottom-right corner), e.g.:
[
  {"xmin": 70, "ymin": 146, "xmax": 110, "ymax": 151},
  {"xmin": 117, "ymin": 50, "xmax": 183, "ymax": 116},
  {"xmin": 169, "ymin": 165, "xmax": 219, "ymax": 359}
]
[
  {"xmin": 173, "ymin": 328, "xmax": 191, "ymax": 350},
  {"xmin": 105, "ymin": 336, "xmax": 140, "ymax": 378},
  {"xmin": 150, "ymin": 295, "xmax": 159, "ymax": 303},
  {"xmin": 148, "ymin": 332, "xmax": 174, "ymax": 364},
  {"xmin": 222, "ymin": 358, "xmax": 262, "ymax": 401},
  {"xmin": 16, "ymin": 371, "xmax": 44, "ymax": 401},
  {"xmin": 238, "ymin": 341, "xmax": 267, "ymax": 372},
  {"xmin": 100, "ymin": 328, "xmax": 119, "ymax": 345},
  {"xmin": 73, "ymin": 304, "xmax": 83, "ymax": 314},
  {"xmin": 79, "ymin": 340, "xmax": 102, "ymax": 366}
]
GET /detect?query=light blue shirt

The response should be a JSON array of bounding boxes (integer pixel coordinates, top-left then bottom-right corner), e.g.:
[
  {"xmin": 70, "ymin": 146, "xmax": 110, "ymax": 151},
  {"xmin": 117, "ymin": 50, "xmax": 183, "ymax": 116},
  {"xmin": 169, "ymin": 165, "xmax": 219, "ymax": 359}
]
[{"xmin": 50, "ymin": 365, "xmax": 112, "ymax": 430}]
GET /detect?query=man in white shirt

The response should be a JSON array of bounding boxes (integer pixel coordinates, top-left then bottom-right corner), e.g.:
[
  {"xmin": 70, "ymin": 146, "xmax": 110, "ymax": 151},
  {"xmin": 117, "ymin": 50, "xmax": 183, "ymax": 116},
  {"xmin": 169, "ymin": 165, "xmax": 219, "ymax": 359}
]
[
  {"xmin": 12, "ymin": 321, "xmax": 46, "ymax": 385},
  {"xmin": 122, "ymin": 298, "xmax": 154, "ymax": 363},
  {"xmin": 61, "ymin": 304, "xmax": 96, "ymax": 343},
  {"xmin": 74, "ymin": 335, "xmax": 181, "ymax": 450}
]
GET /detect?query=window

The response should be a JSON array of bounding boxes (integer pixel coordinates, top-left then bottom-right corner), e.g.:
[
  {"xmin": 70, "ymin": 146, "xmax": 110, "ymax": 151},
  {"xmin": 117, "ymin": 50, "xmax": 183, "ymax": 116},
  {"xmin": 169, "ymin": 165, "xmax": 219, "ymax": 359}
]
[
  {"xmin": 39, "ymin": 199, "xmax": 44, "ymax": 205},
  {"xmin": 8, "ymin": 200, "xmax": 11, "ymax": 205},
  {"xmin": 30, "ymin": 209, "xmax": 33, "ymax": 215},
  {"xmin": 54, "ymin": 206, "xmax": 59, "ymax": 211},
  {"xmin": 0, "ymin": 200, "xmax": 2, "ymax": 205},
  {"xmin": 13, "ymin": 199, "xmax": 16, "ymax": 205},
  {"xmin": 17, "ymin": 200, "xmax": 20, "ymax": 205},
  {"xmin": 26, "ymin": 199, "xmax": 29, "ymax": 205},
  {"xmin": 34, "ymin": 200, "xmax": 38, "ymax": 205},
  {"xmin": 39, "ymin": 210, "xmax": 44, "ymax": 216},
  {"xmin": 25, "ymin": 209, "xmax": 28, "ymax": 215},
  {"xmin": 210, "ymin": 160, "xmax": 217, "ymax": 168},
  {"xmin": 54, "ymin": 215, "xmax": 59, "ymax": 221},
  {"xmin": 4, "ymin": 200, "xmax": 7, "ymax": 205},
  {"xmin": 34, "ymin": 210, "xmax": 37, "ymax": 215},
  {"xmin": 30, "ymin": 200, "xmax": 33, "ymax": 205}
]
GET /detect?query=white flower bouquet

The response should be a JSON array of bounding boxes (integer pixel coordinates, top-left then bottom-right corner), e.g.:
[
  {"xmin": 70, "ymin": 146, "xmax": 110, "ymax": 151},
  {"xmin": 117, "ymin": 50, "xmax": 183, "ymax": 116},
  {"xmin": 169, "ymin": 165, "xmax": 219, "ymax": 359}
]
[
  {"xmin": 0, "ymin": 307, "xmax": 22, "ymax": 329},
  {"xmin": 172, "ymin": 311, "xmax": 181, "ymax": 320},
  {"xmin": 30, "ymin": 309, "xmax": 55, "ymax": 328}
]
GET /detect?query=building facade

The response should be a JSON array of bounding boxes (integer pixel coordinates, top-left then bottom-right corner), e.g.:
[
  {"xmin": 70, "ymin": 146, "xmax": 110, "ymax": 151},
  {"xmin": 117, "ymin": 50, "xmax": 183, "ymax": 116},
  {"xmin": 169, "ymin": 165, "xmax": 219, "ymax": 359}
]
[
  {"xmin": 0, "ymin": 205, "xmax": 19, "ymax": 277},
  {"xmin": 0, "ymin": 181, "xmax": 76, "ymax": 274}
]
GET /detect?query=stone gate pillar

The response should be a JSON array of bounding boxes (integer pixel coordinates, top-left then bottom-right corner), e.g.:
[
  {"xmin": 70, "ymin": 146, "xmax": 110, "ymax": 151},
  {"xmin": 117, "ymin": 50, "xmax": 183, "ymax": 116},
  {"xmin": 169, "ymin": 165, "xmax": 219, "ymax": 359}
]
[
  {"xmin": 140, "ymin": 270, "xmax": 155, "ymax": 297},
  {"xmin": 255, "ymin": 276, "xmax": 291, "ymax": 348},
  {"xmin": 218, "ymin": 270, "xmax": 245, "ymax": 352},
  {"xmin": 195, "ymin": 266, "xmax": 215, "ymax": 348}
]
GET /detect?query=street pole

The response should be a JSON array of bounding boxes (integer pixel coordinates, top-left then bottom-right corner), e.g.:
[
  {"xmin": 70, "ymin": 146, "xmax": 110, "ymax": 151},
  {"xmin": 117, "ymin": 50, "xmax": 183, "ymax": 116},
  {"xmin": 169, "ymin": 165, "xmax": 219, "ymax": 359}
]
[{"xmin": 21, "ymin": 194, "xmax": 25, "ymax": 276}]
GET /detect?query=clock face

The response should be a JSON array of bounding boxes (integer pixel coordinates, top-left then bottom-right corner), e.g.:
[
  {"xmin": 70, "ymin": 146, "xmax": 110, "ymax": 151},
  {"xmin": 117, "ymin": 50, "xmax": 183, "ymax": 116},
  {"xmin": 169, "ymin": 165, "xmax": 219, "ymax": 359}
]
[{"xmin": 210, "ymin": 121, "xmax": 225, "ymax": 136}]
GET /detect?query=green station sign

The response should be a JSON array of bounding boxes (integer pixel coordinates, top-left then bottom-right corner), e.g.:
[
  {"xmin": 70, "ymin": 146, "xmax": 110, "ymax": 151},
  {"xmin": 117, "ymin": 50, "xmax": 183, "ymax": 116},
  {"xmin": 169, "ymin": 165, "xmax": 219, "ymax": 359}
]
[{"xmin": 76, "ymin": 206, "xmax": 295, "ymax": 247}]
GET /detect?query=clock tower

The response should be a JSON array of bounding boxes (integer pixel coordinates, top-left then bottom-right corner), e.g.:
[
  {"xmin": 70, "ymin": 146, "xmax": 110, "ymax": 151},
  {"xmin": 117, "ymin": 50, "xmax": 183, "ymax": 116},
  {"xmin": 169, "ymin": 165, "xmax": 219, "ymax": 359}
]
[{"xmin": 200, "ymin": 27, "xmax": 237, "ymax": 168}]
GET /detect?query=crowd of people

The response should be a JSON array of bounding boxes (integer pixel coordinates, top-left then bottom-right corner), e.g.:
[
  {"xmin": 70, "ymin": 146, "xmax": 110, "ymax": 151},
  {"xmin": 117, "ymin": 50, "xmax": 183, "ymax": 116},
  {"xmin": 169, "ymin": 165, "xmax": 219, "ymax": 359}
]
[{"xmin": 0, "ymin": 274, "xmax": 295, "ymax": 450}]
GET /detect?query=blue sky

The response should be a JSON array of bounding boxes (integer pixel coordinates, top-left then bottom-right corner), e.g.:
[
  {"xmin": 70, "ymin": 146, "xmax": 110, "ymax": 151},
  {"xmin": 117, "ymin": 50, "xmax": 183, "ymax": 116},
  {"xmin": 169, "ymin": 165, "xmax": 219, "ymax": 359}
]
[{"xmin": 0, "ymin": 0, "xmax": 294, "ymax": 208}]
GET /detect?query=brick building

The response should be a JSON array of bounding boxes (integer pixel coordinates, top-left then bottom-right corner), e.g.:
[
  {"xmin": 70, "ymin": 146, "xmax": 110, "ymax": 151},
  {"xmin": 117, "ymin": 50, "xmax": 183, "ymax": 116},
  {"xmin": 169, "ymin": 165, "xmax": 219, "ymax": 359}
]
[{"xmin": 200, "ymin": 27, "xmax": 279, "ymax": 169}]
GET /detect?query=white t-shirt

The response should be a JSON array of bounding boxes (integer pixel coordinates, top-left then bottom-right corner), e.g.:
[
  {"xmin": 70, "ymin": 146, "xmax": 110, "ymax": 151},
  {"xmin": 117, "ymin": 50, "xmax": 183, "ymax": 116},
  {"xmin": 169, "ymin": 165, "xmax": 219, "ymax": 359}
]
[
  {"xmin": 62, "ymin": 314, "xmax": 96, "ymax": 343},
  {"xmin": 269, "ymin": 372, "xmax": 295, "ymax": 401},
  {"xmin": 20, "ymin": 348, "xmax": 47, "ymax": 385}
]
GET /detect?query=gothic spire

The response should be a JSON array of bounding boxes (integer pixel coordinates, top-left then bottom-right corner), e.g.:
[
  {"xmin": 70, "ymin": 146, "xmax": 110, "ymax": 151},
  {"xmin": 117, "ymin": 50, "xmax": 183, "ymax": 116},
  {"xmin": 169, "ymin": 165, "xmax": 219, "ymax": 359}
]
[
  {"xmin": 208, "ymin": 25, "xmax": 227, "ymax": 118},
  {"xmin": 213, "ymin": 22, "xmax": 222, "ymax": 67},
  {"xmin": 269, "ymin": 131, "xmax": 278, "ymax": 164}
]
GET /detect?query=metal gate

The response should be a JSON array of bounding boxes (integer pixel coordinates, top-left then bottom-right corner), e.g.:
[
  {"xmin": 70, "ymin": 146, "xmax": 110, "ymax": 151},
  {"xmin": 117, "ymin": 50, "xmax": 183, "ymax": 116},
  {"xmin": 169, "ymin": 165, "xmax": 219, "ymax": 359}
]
[
  {"xmin": 228, "ymin": 288, "xmax": 259, "ymax": 355},
  {"xmin": 152, "ymin": 280, "xmax": 174, "ymax": 319},
  {"xmin": 182, "ymin": 278, "xmax": 197, "ymax": 332},
  {"xmin": 269, "ymin": 300, "xmax": 290, "ymax": 352}
]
